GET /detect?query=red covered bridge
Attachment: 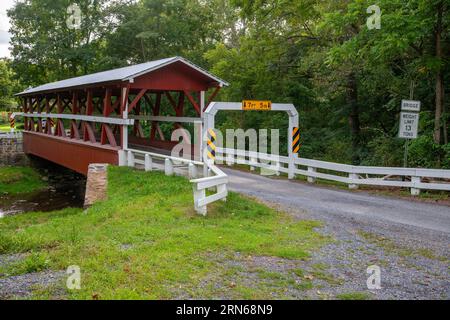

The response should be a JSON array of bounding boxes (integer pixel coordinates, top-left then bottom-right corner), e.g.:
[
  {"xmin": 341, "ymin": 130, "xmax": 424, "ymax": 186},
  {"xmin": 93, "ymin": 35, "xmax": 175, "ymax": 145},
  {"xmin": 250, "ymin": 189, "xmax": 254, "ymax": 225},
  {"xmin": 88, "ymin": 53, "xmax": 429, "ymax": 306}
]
[{"xmin": 16, "ymin": 57, "xmax": 228, "ymax": 174}]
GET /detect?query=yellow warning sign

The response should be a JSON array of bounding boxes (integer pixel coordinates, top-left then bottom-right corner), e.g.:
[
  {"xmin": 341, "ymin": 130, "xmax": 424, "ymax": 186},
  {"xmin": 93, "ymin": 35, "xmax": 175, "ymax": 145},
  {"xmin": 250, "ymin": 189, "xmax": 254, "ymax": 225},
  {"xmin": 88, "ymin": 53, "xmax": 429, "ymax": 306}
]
[
  {"xmin": 242, "ymin": 100, "xmax": 272, "ymax": 111},
  {"xmin": 9, "ymin": 113, "xmax": 15, "ymax": 129},
  {"xmin": 292, "ymin": 127, "xmax": 300, "ymax": 154},
  {"xmin": 207, "ymin": 129, "xmax": 216, "ymax": 161}
]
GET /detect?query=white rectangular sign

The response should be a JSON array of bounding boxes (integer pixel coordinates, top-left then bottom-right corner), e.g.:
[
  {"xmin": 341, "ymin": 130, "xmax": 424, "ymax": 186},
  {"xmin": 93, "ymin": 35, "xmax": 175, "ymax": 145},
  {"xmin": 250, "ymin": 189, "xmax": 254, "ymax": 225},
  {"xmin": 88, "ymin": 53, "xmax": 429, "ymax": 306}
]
[
  {"xmin": 401, "ymin": 100, "xmax": 421, "ymax": 112},
  {"xmin": 399, "ymin": 112, "xmax": 419, "ymax": 139}
]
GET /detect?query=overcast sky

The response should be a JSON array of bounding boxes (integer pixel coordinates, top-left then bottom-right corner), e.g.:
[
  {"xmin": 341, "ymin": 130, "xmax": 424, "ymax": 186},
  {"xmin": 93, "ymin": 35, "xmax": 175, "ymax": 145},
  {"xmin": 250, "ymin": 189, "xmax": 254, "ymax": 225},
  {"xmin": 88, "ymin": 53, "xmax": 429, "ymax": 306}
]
[{"xmin": 0, "ymin": 0, "xmax": 16, "ymax": 58}]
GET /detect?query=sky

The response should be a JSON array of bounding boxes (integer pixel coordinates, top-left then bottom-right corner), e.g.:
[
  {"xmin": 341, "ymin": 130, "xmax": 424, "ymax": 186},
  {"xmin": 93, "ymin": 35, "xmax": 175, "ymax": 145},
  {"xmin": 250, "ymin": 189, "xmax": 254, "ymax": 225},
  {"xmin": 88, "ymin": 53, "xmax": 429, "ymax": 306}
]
[{"xmin": 0, "ymin": 0, "xmax": 16, "ymax": 58}]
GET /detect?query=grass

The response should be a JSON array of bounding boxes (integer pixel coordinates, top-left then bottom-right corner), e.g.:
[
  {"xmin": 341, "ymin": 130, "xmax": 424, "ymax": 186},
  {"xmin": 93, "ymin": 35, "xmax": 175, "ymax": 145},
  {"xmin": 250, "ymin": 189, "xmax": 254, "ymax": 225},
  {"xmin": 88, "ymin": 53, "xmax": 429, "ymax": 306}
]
[
  {"xmin": 335, "ymin": 292, "xmax": 372, "ymax": 300},
  {"xmin": 0, "ymin": 166, "xmax": 47, "ymax": 195},
  {"xmin": 0, "ymin": 123, "xmax": 23, "ymax": 132},
  {"xmin": 358, "ymin": 231, "xmax": 448, "ymax": 262},
  {"xmin": 0, "ymin": 166, "xmax": 328, "ymax": 299},
  {"xmin": 0, "ymin": 124, "xmax": 11, "ymax": 132},
  {"xmin": 1, "ymin": 252, "xmax": 50, "ymax": 276},
  {"xmin": 309, "ymin": 263, "xmax": 343, "ymax": 286}
]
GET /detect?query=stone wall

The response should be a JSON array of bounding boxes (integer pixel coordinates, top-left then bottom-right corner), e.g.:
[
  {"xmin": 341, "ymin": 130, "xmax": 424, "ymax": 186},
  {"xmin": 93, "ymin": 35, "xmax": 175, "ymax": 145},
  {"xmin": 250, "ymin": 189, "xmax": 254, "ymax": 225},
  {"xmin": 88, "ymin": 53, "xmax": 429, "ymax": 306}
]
[{"xmin": 0, "ymin": 135, "xmax": 29, "ymax": 166}]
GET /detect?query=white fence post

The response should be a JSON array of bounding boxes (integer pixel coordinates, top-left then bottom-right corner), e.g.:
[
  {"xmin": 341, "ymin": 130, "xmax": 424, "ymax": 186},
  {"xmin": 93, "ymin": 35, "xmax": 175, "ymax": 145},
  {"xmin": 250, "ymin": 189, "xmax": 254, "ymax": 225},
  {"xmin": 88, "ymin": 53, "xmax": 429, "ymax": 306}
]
[
  {"xmin": 288, "ymin": 158, "xmax": 295, "ymax": 179},
  {"xmin": 144, "ymin": 154, "xmax": 152, "ymax": 172},
  {"xmin": 307, "ymin": 166, "xmax": 316, "ymax": 183},
  {"xmin": 188, "ymin": 163, "xmax": 197, "ymax": 179},
  {"xmin": 217, "ymin": 184, "xmax": 227, "ymax": 202},
  {"xmin": 411, "ymin": 176, "xmax": 421, "ymax": 195},
  {"xmin": 226, "ymin": 150, "xmax": 234, "ymax": 166},
  {"xmin": 127, "ymin": 151, "xmax": 134, "ymax": 168},
  {"xmin": 165, "ymin": 158, "xmax": 174, "ymax": 176},
  {"xmin": 193, "ymin": 185, "xmax": 207, "ymax": 215},
  {"xmin": 348, "ymin": 173, "xmax": 359, "ymax": 189},
  {"xmin": 250, "ymin": 155, "xmax": 257, "ymax": 171},
  {"xmin": 275, "ymin": 160, "xmax": 281, "ymax": 176},
  {"xmin": 118, "ymin": 150, "xmax": 127, "ymax": 166}
]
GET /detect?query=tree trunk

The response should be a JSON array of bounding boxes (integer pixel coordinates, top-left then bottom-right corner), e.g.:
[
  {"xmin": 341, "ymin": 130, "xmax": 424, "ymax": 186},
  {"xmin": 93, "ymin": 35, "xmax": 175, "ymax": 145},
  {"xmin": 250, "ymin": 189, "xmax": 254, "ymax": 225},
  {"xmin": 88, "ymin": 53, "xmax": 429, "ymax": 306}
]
[
  {"xmin": 433, "ymin": 1, "xmax": 444, "ymax": 145},
  {"xmin": 346, "ymin": 72, "xmax": 361, "ymax": 164},
  {"xmin": 443, "ymin": 101, "xmax": 448, "ymax": 145}
]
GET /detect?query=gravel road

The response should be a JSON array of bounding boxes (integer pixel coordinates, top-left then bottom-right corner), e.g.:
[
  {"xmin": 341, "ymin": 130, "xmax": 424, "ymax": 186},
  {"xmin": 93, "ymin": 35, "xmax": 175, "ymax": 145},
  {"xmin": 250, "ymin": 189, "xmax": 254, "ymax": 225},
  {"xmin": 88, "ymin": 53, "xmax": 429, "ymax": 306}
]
[{"xmin": 224, "ymin": 168, "xmax": 450, "ymax": 299}]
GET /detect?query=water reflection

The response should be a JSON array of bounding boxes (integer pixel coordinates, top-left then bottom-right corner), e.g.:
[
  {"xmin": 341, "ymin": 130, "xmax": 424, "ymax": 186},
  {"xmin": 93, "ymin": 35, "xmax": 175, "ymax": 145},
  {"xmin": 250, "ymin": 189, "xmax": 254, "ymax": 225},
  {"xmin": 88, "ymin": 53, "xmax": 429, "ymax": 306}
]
[{"xmin": 0, "ymin": 158, "xmax": 86, "ymax": 217}]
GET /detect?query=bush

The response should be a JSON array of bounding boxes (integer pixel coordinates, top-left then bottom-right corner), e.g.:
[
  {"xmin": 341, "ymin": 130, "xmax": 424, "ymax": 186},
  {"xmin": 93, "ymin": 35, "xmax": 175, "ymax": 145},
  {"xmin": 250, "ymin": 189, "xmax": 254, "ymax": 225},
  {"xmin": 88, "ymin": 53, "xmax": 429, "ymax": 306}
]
[
  {"xmin": 364, "ymin": 135, "xmax": 404, "ymax": 167},
  {"xmin": 408, "ymin": 135, "xmax": 448, "ymax": 169},
  {"xmin": 0, "ymin": 111, "xmax": 8, "ymax": 124}
]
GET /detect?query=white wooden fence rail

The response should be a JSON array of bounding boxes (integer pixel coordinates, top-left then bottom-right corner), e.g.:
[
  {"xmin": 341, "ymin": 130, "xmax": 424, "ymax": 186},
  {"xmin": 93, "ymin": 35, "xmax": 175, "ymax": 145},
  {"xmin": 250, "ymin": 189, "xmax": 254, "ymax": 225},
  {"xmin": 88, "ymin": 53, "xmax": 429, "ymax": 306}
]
[
  {"xmin": 0, "ymin": 132, "xmax": 22, "ymax": 139},
  {"xmin": 120, "ymin": 148, "xmax": 228, "ymax": 215},
  {"xmin": 190, "ymin": 164, "xmax": 228, "ymax": 215},
  {"xmin": 215, "ymin": 147, "xmax": 450, "ymax": 195},
  {"xmin": 121, "ymin": 146, "xmax": 448, "ymax": 215}
]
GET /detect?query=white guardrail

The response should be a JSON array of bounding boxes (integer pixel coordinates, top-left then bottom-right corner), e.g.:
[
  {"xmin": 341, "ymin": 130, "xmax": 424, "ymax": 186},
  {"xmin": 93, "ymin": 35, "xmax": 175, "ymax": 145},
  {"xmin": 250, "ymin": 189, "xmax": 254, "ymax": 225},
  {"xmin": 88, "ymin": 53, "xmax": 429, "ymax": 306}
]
[
  {"xmin": 0, "ymin": 131, "xmax": 22, "ymax": 139},
  {"xmin": 119, "ymin": 146, "xmax": 449, "ymax": 215},
  {"xmin": 215, "ymin": 147, "xmax": 450, "ymax": 195},
  {"xmin": 120, "ymin": 148, "xmax": 228, "ymax": 215}
]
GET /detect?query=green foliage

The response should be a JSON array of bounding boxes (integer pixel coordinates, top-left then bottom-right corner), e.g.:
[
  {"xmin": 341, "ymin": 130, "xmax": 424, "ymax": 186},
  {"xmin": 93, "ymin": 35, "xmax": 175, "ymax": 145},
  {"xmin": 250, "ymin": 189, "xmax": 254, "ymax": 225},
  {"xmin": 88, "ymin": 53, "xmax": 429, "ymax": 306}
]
[
  {"xmin": 0, "ymin": 60, "xmax": 19, "ymax": 110},
  {"xmin": 8, "ymin": 0, "xmax": 122, "ymax": 85},
  {"xmin": 205, "ymin": 0, "xmax": 449, "ymax": 167},
  {"xmin": 408, "ymin": 135, "xmax": 450, "ymax": 168},
  {"xmin": 365, "ymin": 135, "xmax": 404, "ymax": 167},
  {"xmin": 6, "ymin": 0, "xmax": 450, "ymax": 168}
]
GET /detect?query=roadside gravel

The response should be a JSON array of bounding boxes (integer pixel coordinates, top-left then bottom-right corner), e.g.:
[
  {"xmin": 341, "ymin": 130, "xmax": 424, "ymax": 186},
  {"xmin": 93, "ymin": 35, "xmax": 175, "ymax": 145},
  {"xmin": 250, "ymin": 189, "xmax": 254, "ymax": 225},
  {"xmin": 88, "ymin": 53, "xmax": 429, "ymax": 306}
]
[{"xmin": 0, "ymin": 255, "xmax": 65, "ymax": 299}]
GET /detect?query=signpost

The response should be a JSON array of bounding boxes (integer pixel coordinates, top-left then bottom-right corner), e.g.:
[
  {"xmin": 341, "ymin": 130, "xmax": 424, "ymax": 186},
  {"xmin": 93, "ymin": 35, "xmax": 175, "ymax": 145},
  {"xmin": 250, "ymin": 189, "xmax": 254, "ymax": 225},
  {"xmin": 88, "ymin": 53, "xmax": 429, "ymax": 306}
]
[{"xmin": 399, "ymin": 99, "xmax": 420, "ymax": 167}]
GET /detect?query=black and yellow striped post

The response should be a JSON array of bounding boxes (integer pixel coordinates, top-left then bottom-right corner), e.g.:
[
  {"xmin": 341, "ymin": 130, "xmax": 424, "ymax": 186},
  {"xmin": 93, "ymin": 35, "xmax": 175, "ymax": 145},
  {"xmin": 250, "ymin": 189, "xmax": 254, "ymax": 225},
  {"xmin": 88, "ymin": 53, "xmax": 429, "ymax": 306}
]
[
  {"xmin": 292, "ymin": 127, "xmax": 300, "ymax": 154},
  {"xmin": 206, "ymin": 129, "xmax": 216, "ymax": 162},
  {"xmin": 9, "ymin": 113, "xmax": 15, "ymax": 130}
]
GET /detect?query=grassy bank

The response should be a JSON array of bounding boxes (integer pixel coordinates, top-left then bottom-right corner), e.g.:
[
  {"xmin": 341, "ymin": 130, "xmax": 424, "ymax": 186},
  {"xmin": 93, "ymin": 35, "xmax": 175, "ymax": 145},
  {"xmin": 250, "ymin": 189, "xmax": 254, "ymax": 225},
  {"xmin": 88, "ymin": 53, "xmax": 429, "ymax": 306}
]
[
  {"xmin": 0, "ymin": 166, "xmax": 328, "ymax": 299},
  {"xmin": 0, "ymin": 166, "xmax": 46, "ymax": 195},
  {"xmin": 0, "ymin": 124, "xmax": 10, "ymax": 132},
  {"xmin": 0, "ymin": 124, "xmax": 22, "ymax": 132}
]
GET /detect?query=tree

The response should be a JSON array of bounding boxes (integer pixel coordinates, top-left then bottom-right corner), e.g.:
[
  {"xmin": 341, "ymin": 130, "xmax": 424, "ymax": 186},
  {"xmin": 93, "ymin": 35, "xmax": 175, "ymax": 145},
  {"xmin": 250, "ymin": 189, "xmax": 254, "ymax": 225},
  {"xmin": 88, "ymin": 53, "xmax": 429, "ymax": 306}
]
[
  {"xmin": 6, "ymin": 0, "xmax": 449, "ymax": 167},
  {"xmin": 101, "ymin": 0, "xmax": 231, "ymax": 66},
  {"xmin": 0, "ymin": 59, "xmax": 19, "ymax": 110},
  {"xmin": 206, "ymin": 0, "xmax": 448, "ymax": 166},
  {"xmin": 7, "ymin": 0, "xmax": 125, "ymax": 86}
]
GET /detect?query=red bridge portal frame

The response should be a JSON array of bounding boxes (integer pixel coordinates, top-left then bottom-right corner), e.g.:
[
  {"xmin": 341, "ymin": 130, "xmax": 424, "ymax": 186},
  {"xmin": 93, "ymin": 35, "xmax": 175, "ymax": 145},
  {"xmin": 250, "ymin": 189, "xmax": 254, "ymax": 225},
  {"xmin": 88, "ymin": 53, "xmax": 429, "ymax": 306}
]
[{"xmin": 17, "ymin": 57, "xmax": 228, "ymax": 174}]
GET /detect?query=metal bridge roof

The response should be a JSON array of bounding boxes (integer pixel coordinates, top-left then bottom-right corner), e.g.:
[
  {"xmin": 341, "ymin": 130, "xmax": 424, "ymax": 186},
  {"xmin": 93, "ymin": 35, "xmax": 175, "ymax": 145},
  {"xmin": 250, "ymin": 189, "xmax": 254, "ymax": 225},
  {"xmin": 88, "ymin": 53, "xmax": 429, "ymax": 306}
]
[{"xmin": 17, "ymin": 56, "xmax": 228, "ymax": 96}]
